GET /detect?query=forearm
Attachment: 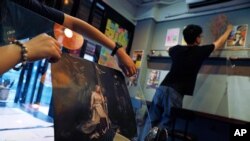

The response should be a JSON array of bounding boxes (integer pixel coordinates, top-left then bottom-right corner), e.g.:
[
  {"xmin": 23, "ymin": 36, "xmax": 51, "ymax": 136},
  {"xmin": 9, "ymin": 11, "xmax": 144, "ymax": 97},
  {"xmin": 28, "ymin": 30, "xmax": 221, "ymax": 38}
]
[
  {"xmin": 63, "ymin": 15, "xmax": 129, "ymax": 58},
  {"xmin": 63, "ymin": 14, "xmax": 116, "ymax": 51},
  {"xmin": 63, "ymin": 14, "xmax": 136, "ymax": 77},
  {"xmin": 0, "ymin": 44, "xmax": 21, "ymax": 74}
]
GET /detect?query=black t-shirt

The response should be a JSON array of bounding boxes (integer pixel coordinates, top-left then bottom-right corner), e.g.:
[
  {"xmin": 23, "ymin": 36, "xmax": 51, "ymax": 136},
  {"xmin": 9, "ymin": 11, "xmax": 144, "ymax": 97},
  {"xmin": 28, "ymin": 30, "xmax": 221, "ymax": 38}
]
[
  {"xmin": 1, "ymin": 0, "xmax": 64, "ymax": 44},
  {"xmin": 10, "ymin": 0, "xmax": 64, "ymax": 25},
  {"xmin": 161, "ymin": 44, "xmax": 214, "ymax": 96}
]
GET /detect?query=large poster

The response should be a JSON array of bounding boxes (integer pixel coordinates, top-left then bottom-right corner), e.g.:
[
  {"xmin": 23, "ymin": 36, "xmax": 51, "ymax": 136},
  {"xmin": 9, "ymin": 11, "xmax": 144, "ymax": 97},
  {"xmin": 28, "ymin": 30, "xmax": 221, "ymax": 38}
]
[{"xmin": 51, "ymin": 54, "xmax": 137, "ymax": 141}]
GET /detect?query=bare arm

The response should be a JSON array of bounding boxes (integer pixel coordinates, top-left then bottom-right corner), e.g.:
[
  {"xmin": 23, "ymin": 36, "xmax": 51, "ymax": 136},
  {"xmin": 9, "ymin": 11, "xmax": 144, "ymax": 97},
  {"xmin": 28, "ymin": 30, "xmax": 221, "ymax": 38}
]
[
  {"xmin": 213, "ymin": 24, "xmax": 233, "ymax": 50},
  {"xmin": 0, "ymin": 34, "xmax": 62, "ymax": 75},
  {"xmin": 62, "ymin": 14, "xmax": 136, "ymax": 77},
  {"xmin": 0, "ymin": 44, "xmax": 22, "ymax": 74}
]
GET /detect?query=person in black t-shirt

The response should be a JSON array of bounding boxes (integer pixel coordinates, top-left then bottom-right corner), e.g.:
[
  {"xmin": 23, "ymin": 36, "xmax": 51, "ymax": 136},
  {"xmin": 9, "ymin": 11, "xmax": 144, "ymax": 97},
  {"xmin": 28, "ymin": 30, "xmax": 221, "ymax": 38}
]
[
  {"xmin": 0, "ymin": 0, "xmax": 136, "ymax": 77},
  {"xmin": 143, "ymin": 24, "xmax": 233, "ymax": 140}
]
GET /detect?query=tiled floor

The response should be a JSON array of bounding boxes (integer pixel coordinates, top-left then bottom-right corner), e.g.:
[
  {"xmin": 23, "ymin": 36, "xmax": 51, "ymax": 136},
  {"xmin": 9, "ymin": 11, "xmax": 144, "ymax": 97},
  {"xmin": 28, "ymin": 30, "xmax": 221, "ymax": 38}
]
[{"xmin": 0, "ymin": 102, "xmax": 54, "ymax": 141}]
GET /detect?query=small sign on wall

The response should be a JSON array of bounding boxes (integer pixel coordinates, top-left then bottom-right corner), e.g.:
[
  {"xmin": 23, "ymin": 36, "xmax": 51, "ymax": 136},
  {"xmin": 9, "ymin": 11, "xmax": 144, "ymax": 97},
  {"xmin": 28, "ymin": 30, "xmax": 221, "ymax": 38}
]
[
  {"xmin": 132, "ymin": 50, "xmax": 144, "ymax": 68},
  {"xmin": 165, "ymin": 28, "xmax": 180, "ymax": 48},
  {"xmin": 146, "ymin": 70, "xmax": 161, "ymax": 89}
]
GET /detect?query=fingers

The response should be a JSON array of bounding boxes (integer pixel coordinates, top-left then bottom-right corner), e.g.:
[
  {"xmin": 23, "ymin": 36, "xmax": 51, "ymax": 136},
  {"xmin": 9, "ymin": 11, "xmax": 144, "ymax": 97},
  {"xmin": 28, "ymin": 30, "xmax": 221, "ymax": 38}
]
[
  {"xmin": 30, "ymin": 33, "xmax": 62, "ymax": 62},
  {"xmin": 117, "ymin": 55, "xmax": 137, "ymax": 77},
  {"xmin": 49, "ymin": 38, "xmax": 62, "ymax": 63},
  {"xmin": 48, "ymin": 49, "xmax": 61, "ymax": 63},
  {"xmin": 128, "ymin": 66, "xmax": 136, "ymax": 77},
  {"xmin": 43, "ymin": 34, "xmax": 62, "ymax": 62},
  {"xmin": 121, "ymin": 64, "xmax": 136, "ymax": 77}
]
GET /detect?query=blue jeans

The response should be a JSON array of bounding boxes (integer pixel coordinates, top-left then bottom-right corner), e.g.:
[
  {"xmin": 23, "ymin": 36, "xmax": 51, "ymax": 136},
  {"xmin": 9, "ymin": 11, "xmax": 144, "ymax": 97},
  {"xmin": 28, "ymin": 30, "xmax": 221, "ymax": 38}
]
[{"xmin": 139, "ymin": 86, "xmax": 183, "ymax": 140}]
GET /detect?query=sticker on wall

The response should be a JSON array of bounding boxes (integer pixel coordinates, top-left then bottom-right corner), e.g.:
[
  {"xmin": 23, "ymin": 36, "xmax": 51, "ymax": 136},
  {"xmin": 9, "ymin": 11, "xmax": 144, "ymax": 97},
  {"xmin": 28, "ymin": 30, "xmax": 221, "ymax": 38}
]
[
  {"xmin": 225, "ymin": 24, "xmax": 248, "ymax": 48},
  {"xmin": 146, "ymin": 70, "xmax": 161, "ymax": 89},
  {"xmin": 165, "ymin": 28, "xmax": 180, "ymax": 48}
]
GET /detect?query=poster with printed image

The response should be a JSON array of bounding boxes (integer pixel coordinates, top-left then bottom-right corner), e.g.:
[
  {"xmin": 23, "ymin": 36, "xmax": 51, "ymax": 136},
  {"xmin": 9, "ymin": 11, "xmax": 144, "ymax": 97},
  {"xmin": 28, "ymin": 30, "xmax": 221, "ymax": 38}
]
[
  {"xmin": 51, "ymin": 54, "xmax": 137, "ymax": 141},
  {"xmin": 126, "ymin": 69, "xmax": 140, "ymax": 87},
  {"xmin": 98, "ymin": 18, "xmax": 130, "ymax": 70},
  {"xmin": 146, "ymin": 70, "xmax": 161, "ymax": 89},
  {"xmin": 132, "ymin": 50, "xmax": 144, "ymax": 68},
  {"xmin": 98, "ymin": 47, "xmax": 121, "ymax": 71},
  {"xmin": 225, "ymin": 24, "xmax": 248, "ymax": 48},
  {"xmin": 165, "ymin": 28, "xmax": 180, "ymax": 47}
]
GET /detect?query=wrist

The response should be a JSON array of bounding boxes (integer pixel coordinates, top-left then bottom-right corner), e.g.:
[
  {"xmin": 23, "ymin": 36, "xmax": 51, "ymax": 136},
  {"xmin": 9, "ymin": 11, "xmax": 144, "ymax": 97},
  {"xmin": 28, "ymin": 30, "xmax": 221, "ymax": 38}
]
[
  {"xmin": 10, "ymin": 40, "xmax": 28, "ymax": 70},
  {"xmin": 111, "ymin": 42, "xmax": 123, "ymax": 56},
  {"xmin": 116, "ymin": 47, "xmax": 126, "ymax": 56}
]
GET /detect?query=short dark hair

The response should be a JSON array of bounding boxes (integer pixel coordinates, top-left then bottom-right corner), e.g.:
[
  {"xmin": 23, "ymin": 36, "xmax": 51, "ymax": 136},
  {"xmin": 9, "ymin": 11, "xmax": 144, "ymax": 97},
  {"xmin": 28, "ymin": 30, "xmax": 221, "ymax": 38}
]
[{"xmin": 183, "ymin": 24, "xmax": 202, "ymax": 44}]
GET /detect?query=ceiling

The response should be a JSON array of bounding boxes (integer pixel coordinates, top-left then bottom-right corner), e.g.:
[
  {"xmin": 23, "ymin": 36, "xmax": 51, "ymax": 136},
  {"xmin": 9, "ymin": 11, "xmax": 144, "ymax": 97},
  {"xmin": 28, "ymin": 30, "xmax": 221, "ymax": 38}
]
[{"xmin": 121, "ymin": 0, "xmax": 250, "ymax": 22}]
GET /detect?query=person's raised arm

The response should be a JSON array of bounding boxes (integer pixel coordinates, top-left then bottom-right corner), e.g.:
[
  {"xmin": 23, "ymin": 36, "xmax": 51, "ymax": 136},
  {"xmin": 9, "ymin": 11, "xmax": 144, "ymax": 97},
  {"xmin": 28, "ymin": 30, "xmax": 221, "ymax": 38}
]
[
  {"xmin": 213, "ymin": 24, "xmax": 233, "ymax": 50},
  {"xmin": 0, "ymin": 33, "xmax": 62, "ymax": 75},
  {"xmin": 62, "ymin": 14, "xmax": 136, "ymax": 77}
]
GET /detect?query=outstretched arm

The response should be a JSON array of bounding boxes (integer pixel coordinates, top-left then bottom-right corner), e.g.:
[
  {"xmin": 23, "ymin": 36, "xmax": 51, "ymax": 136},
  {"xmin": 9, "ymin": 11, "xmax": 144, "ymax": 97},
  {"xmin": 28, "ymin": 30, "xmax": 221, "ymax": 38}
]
[
  {"xmin": 62, "ymin": 14, "xmax": 136, "ymax": 77},
  {"xmin": 0, "ymin": 33, "xmax": 61, "ymax": 75},
  {"xmin": 213, "ymin": 24, "xmax": 233, "ymax": 50}
]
